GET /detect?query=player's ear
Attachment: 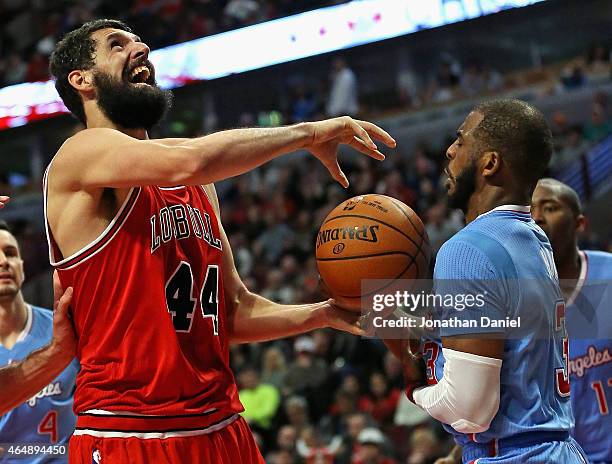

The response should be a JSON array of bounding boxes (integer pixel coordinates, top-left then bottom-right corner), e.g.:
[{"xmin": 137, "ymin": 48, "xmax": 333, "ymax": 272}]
[
  {"xmin": 575, "ymin": 214, "xmax": 587, "ymax": 235},
  {"xmin": 481, "ymin": 150, "xmax": 501, "ymax": 178},
  {"xmin": 68, "ymin": 69, "xmax": 95, "ymax": 93}
]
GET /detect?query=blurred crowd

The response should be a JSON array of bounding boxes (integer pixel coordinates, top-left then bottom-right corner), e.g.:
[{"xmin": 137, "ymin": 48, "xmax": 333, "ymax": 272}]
[
  {"xmin": 0, "ymin": 0, "xmax": 349, "ymax": 86},
  {"xmin": 1, "ymin": 3, "xmax": 611, "ymax": 463}
]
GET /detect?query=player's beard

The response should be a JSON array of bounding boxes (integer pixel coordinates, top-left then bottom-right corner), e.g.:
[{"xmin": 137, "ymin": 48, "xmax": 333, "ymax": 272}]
[
  {"xmin": 446, "ymin": 159, "xmax": 477, "ymax": 213},
  {"xmin": 93, "ymin": 71, "xmax": 173, "ymax": 130}
]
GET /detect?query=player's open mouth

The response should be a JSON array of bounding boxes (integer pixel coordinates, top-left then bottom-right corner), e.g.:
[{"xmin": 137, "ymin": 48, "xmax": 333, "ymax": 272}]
[{"xmin": 127, "ymin": 65, "xmax": 152, "ymax": 85}]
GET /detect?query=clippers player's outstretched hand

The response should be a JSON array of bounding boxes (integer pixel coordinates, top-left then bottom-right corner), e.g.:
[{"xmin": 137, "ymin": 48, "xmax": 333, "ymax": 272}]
[
  {"xmin": 306, "ymin": 117, "xmax": 396, "ymax": 188},
  {"xmin": 51, "ymin": 271, "xmax": 77, "ymax": 363},
  {"xmin": 0, "ymin": 195, "xmax": 9, "ymax": 208},
  {"xmin": 321, "ymin": 299, "xmax": 366, "ymax": 336}
]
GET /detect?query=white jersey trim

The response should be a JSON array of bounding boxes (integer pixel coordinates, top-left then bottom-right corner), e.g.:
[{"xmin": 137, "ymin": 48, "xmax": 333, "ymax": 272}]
[
  {"xmin": 81, "ymin": 407, "xmax": 218, "ymax": 417},
  {"xmin": 15, "ymin": 305, "xmax": 33, "ymax": 343},
  {"xmin": 43, "ymin": 163, "xmax": 141, "ymax": 269},
  {"xmin": 73, "ymin": 413, "xmax": 239, "ymax": 440},
  {"xmin": 476, "ymin": 204, "xmax": 531, "ymax": 221},
  {"xmin": 566, "ymin": 250, "xmax": 587, "ymax": 307}
]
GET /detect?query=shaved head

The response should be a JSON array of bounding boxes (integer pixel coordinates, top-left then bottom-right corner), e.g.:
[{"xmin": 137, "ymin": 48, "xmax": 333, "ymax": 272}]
[{"xmin": 536, "ymin": 178, "xmax": 582, "ymax": 217}]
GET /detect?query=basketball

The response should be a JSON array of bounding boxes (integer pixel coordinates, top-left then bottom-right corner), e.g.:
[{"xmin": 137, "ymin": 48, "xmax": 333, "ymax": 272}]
[{"xmin": 315, "ymin": 194, "xmax": 431, "ymax": 310}]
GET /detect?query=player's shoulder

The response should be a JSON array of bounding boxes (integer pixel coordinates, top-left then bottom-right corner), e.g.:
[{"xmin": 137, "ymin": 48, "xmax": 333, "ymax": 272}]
[
  {"xmin": 52, "ymin": 128, "xmax": 133, "ymax": 165},
  {"xmin": 584, "ymin": 250, "xmax": 612, "ymax": 278},
  {"xmin": 436, "ymin": 227, "xmax": 515, "ymax": 278},
  {"xmin": 25, "ymin": 305, "xmax": 54, "ymax": 344},
  {"xmin": 48, "ymin": 128, "xmax": 137, "ymax": 191},
  {"xmin": 31, "ymin": 305, "xmax": 53, "ymax": 327}
]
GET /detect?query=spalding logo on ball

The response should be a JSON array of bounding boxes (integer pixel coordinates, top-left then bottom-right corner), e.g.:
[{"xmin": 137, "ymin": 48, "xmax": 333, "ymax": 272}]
[{"xmin": 315, "ymin": 194, "xmax": 431, "ymax": 310}]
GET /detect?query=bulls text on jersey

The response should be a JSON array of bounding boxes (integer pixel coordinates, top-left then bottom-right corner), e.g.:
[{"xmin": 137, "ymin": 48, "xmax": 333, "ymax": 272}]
[{"xmin": 150, "ymin": 203, "xmax": 222, "ymax": 253}]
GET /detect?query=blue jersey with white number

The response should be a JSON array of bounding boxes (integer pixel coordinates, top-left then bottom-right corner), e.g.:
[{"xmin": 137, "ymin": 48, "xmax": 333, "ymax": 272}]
[
  {"xmin": 566, "ymin": 250, "xmax": 612, "ymax": 463},
  {"xmin": 0, "ymin": 305, "xmax": 78, "ymax": 463},
  {"xmin": 425, "ymin": 205, "xmax": 573, "ymax": 446}
]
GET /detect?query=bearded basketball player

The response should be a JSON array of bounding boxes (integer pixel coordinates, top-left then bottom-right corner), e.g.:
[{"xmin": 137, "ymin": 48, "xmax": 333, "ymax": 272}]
[{"xmin": 43, "ymin": 19, "xmax": 396, "ymax": 463}]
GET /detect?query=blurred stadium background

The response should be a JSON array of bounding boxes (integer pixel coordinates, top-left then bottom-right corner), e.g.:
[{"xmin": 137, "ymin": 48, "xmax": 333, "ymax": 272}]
[{"xmin": 0, "ymin": 0, "xmax": 610, "ymax": 462}]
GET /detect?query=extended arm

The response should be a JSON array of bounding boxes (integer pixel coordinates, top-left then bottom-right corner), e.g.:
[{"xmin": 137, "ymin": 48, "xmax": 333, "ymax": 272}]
[
  {"xmin": 0, "ymin": 278, "xmax": 76, "ymax": 415},
  {"xmin": 51, "ymin": 117, "xmax": 395, "ymax": 190},
  {"xmin": 411, "ymin": 337, "xmax": 503, "ymax": 434},
  {"xmin": 204, "ymin": 185, "xmax": 364, "ymax": 344}
]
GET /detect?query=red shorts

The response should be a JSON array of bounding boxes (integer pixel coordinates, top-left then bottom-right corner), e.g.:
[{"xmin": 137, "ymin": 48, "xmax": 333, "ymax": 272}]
[{"xmin": 68, "ymin": 415, "xmax": 264, "ymax": 463}]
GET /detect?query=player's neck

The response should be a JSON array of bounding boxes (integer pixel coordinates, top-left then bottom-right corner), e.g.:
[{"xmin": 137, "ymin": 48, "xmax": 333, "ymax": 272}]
[
  {"xmin": 86, "ymin": 111, "xmax": 149, "ymax": 140},
  {"xmin": 0, "ymin": 292, "xmax": 28, "ymax": 349},
  {"xmin": 555, "ymin": 246, "xmax": 581, "ymax": 280},
  {"xmin": 556, "ymin": 246, "xmax": 581, "ymax": 301},
  {"xmin": 465, "ymin": 188, "xmax": 529, "ymax": 223}
]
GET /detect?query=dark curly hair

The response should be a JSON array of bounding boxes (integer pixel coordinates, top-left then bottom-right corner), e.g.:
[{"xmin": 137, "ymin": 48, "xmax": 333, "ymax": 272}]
[
  {"xmin": 472, "ymin": 98, "xmax": 553, "ymax": 192},
  {"xmin": 50, "ymin": 19, "xmax": 132, "ymax": 125}
]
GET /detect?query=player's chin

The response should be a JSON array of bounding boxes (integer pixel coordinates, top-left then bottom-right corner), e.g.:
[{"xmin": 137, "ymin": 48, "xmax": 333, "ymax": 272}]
[{"xmin": 0, "ymin": 285, "xmax": 18, "ymax": 297}]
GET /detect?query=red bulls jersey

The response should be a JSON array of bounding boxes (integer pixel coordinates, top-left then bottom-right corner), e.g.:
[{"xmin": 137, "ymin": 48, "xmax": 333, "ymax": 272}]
[{"xmin": 43, "ymin": 180, "xmax": 243, "ymax": 431}]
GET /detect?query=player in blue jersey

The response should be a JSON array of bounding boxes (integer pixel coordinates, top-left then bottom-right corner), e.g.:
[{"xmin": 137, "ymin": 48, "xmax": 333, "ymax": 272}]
[
  {"xmin": 532, "ymin": 178, "xmax": 611, "ymax": 464},
  {"xmin": 391, "ymin": 99, "xmax": 588, "ymax": 463},
  {"xmin": 0, "ymin": 221, "xmax": 79, "ymax": 463}
]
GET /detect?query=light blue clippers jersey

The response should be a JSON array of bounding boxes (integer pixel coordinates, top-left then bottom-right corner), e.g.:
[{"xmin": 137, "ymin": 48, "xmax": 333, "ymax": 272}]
[
  {"xmin": 425, "ymin": 205, "xmax": 574, "ymax": 447},
  {"xmin": 566, "ymin": 250, "xmax": 612, "ymax": 463},
  {"xmin": 0, "ymin": 305, "xmax": 79, "ymax": 463}
]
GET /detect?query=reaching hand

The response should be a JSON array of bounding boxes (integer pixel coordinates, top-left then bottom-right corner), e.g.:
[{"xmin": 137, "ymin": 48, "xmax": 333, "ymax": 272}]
[
  {"xmin": 305, "ymin": 116, "xmax": 396, "ymax": 188},
  {"xmin": 51, "ymin": 271, "xmax": 77, "ymax": 362},
  {"xmin": 0, "ymin": 195, "xmax": 9, "ymax": 209},
  {"xmin": 320, "ymin": 299, "xmax": 365, "ymax": 336}
]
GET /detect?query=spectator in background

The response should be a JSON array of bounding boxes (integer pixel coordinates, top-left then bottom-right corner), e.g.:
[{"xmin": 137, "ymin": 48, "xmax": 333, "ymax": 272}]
[
  {"xmin": 261, "ymin": 268, "xmax": 296, "ymax": 304},
  {"xmin": 549, "ymin": 125, "xmax": 590, "ymax": 172},
  {"xmin": 275, "ymin": 424, "xmax": 298, "ymax": 455},
  {"xmin": 268, "ymin": 449, "xmax": 297, "ymax": 464},
  {"xmin": 319, "ymin": 388, "xmax": 359, "ymax": 438},
  {"xmin": 290, "ymin": 83, "xmax": 319, "ymax": 123},
  {"xmin": 255, "ymin": 210, "xmax": 295, "ymax": 263},
  {"xmin": 585, "ymin": 42, "xmax": 610, "ymax": 75},
  {"xmin": 223, "ymin": 0, "xmax": 262, "ymax": 28},
  {"xmin": 326, "ymin": 58, "xmax": 359, "ymax": 117},
  {"xmin": 284, "ymin": 395, "xmax": 311, "ymax": 434},
  {"xmin": 424, "ymin": 200, "xmax": 462, "ymax": 255},
  {"xmin": 3, "ymin": 52, "xmax": 27, "ymax": 85},
  {"xmin": 583, "ymin": 101, "xmax": 612, "ymax": 142},
  {"xmin": 25, "ymin": 52, "xmax": 49, "ymax": 82},
  {"xmin": 460, "ymin": 59, "xmax": 486, "ymax": 97},
  {"xmin": 426, "ymin": 59, "xmax": 460, "ymax": 104},
  {"xmin": 483, "ymin": 64, "xmax": 504, "ymax": 93},
  {"xmin": 283, "ymin": 336, "xmax": 328, "ymax": 396},
  {"xmin": 296, "ymin": 425, "xmax": 343, "ymax": 463},
  {"xmin": 559, "ymin": 60, "xmax": 586, "ymax": 90},
  {"xmin": 352, "ymin": 428, "xmax": 397, "ymax": 464},
  {"xmin": 396, "ymin": 64, "xmax": 421, "ymax": 109},
  {"xmin": 336, "ymin": 412, "xmax": 373, "ymax": 462},
  {"xmin": 261, "ymin": 346, "xmax": 288, "ymax": 390},
  {"xmin": 238, "ymin": 366, "xmax": 281, "ymax": 432},
  {"xmin": 359, "ymin": 372, "xmax": 401, "ymax": 430},
  {"xmin": 406, "ymin": 427, "xmax": 444, "ymax": 464}
]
